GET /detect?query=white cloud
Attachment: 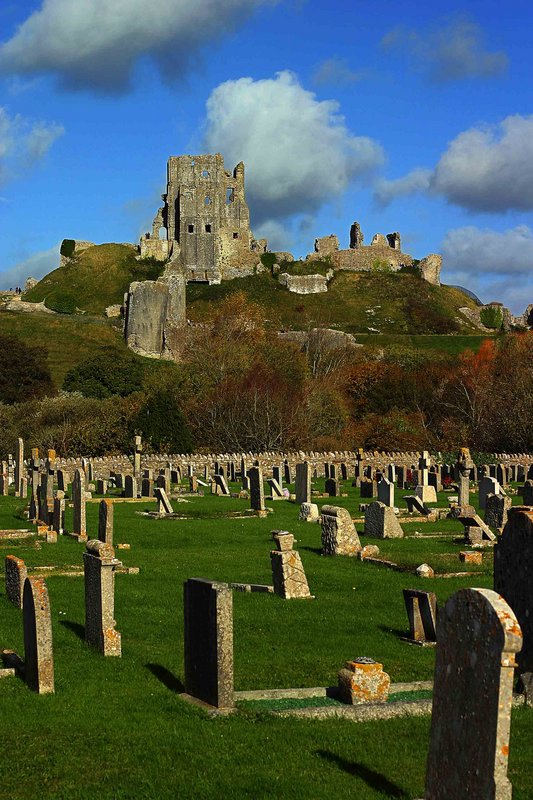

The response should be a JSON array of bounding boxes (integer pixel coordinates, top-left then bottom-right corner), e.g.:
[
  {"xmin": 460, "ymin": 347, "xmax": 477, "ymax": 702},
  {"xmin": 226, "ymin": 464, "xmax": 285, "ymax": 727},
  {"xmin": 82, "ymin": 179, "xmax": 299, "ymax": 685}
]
[
  {"xmin": 382, "ymin": 17, "xmax": 508, "ymax": 82},
  {"xmin": 0, "ymin": 0, "xmax": 277, "ymax": 93},
  {"xmin": 442, "ymin": 225, "xmax": 533, "ymax": 313},
  {"xmin": 203, "ymin": 71, "xmax": 384, "ymax": 237},
  {"xmin": 0, "ymin": 242, "xmax": 60, "ymax": 290},
  {"xmin": 374, "ymin": 168, "xmax": 432, "ymax": 206},
  {"xmin": 432, "ymin": 115, "xmax": 533, "ymax": 212},
  {"xmin": 312, "ymin": 58, "xmax": 364, "ymax": 86},
  {"xmin": 0, "ymin": 106, "xmax": 64, "ymax": 185},
  {"xmin": 374, "ymin": 114, "xmax": 533, "ymax": 213}
]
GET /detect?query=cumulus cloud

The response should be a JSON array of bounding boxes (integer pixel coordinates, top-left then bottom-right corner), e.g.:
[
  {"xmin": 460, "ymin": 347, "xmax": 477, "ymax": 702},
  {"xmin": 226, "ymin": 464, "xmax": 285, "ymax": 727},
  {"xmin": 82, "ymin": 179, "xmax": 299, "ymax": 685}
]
[
  {"xmin": 442, "ymin": 225, "xmax": 533, "ymax": 313},
  {"xmin": 374, "ymin": 114, "xmax": 533, "ymax": 213},
  {"xmin": 374, "ymin": 168, "xmax": 432, "ymax": 207},
  {"xmin": 203, "ymin": 71, "xmax": 384, "ymax": 233},
  {"xmin": 0, "ymin": 242, "xmax": 60, "ymax": 290},
  {"xmin": 312, "ymin": 58, "xmax": 364, "ymax": 86},
  {"xmin": 0, "ymin": 0, "xmax": 276, "ymax": 93},
  {"xmin": 0, "ymin": 106, "xmax": 64, "ymax": 185},
  {"xmin": 432, "ymin": 115, "xmax": 533, "ymax": 212},
  {"xmin": 382, "ymin": 16, "xmax": 508, "ymax": 82}
]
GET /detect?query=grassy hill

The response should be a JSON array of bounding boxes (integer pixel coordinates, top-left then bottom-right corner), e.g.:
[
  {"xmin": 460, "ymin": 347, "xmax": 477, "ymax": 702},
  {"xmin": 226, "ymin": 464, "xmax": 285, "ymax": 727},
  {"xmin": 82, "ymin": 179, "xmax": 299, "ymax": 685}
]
[
  {"xmin": 24, "ymin": 244, "xmax": 165, "ymax": 315},
  {"xmin": 187, "ymin": 269, "xmax": 483, "ymax": 337}
]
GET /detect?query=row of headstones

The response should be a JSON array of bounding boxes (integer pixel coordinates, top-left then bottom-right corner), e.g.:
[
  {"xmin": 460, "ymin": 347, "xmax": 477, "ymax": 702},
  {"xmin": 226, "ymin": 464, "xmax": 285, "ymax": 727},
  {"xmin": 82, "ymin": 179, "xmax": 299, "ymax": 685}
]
[
  {"xmin": 3, "ymin": 498, "xmax": 124, "ymax": 693},
  {"xmin": 183, "ymin": 575, "xmax": 522, "ymax": 798}
]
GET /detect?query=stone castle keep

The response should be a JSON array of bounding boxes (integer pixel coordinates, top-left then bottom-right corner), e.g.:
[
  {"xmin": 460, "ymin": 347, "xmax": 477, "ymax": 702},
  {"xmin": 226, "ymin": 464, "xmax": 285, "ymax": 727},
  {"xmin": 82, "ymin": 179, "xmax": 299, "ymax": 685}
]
[
  {"xmin": 139, "ymin": 154, "xmax": 267, "ymax": 284},
  {"xmin": 124, "ymin": 152, "xmax": 443, "ymax": 358}
]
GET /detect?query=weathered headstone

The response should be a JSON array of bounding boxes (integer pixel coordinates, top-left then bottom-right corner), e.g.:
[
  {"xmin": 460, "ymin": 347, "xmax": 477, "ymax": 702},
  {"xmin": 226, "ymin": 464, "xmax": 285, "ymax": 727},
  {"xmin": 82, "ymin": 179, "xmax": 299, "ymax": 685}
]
[
  {"xmin": 133, "ymin": 435, "xmax": 142, "ymax": 480},
  {"xmin": 402, "ymin": 589, "xmax": 437, "ymax": 645},
  {"xmin": 522, "ymin": 479, "xmax": 533, "ymax": 505},
  {"xmin": 183, "ymin": 578, "xmax": 234, "ymax": 709},
  {"xmin": 325, "ymin": 477, "xmax": 340, "ymax": 497},
  {"xmin": 299, "ymin": 502, "xmax": 319, "ymax": 522},
  {"xmin": 479, "ymin": 476, "xmax": 501, "ymax": 510},
  {"xmin": 337, "ymin": 658, "xmax": 390, "ymax": 705},
  {"xmin": 23, "ymin": 577, "xmax": 54, "ymax": 693},
  {"xmin": 270, "ymin": 547, "xmax": 311, "ymax": 599},
  {"xmin": 364, "ymin": 501, "xmax": 404, "ymax": 538},
  {"xmin": 14, "ymin": 437, "xmax": 24, "ymax": 497},
  {"xmin": 494, "ymin": 506, "xmax": 533, "ymax": 676},
  {"xmin": 155, "ymin": 487, "xmax": 174, "ymax": 515},
  {"xmin": 485, "ymin": 493, "xmax": 512, "ymax": 530},
  {"xmin": 377, "ymin": 477, "xmax": 394, "ymax": 507},
  {"xmin": 141, "ymin": 477, "xmax": 154, "ymax": 497},
  {"xmin": 321, "ymin": 505, "xmax": 361, "ymax": 556},
  {"xmin": 83, "ymin": 539, "xmax": 122, "ymax": 657},
  {"xmin": 424, "ymin": 588, "xmax": 522, "ymax": 800},
  {"xmin": 456, "ymin": 447, "xmax": 474, "ymax": 508},
  {"xmin": 124, "ymin": 474, "xmax": 137, "ymax": 498},
  {"xmin": 52, "ymin": 497, "xmax": 65, "ymax": 536},
  {"xmin": 267, "ymin": 477, "xmax": 284, "ymax": 499},
  {"xmin": 214, "ymin": 474, "xmax": 230, "ymax": 496},
  {"xmin": 5, "ymin": 555, "xmax": 27, "ymax": 608}
]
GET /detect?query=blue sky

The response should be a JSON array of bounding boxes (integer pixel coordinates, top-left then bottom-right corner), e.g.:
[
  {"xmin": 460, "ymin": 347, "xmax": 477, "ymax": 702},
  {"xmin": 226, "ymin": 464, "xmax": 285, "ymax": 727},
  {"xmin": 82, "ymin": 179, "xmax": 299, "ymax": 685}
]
[{"xmin": 1, "ymin": 0, "xmax": 532, "ymax": 312}]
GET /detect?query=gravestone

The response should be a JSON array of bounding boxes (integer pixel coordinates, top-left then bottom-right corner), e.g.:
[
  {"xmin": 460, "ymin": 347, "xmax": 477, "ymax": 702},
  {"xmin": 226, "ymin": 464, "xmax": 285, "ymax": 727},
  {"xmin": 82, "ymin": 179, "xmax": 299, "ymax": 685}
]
[
  {"xmin": 424, "ymin": 588, "xmax": 522, "ymax": 800},
  {"xmin": 248, "ymin": 466, "xmax": 265, "ymax": 512},
  {"xmin": 415, "ymin": 484, "xmax": 437, "ymax": 504},
  {"xmin": 98, "ymin": 499, "xmax": 114, "ymax": 545},
  {"xmin": 494, "ymin": 507, "xmax": 533, "ymax": 676},
  {"xmin": 83, "ymin": 539, "xmax": 121, "ymax": 656},
  {"xmin": 53, "ymin": 497, "xmax": 65, "ymax": 536},
  {"xmin": 183, "ymin": 578, "xmax": 234, "ymax": 709},
  {"xmin": 214, "ymin": 474, "xmax": 230, "ymax": 496},
  {"xmin": 272, "ymin": 465, "xmax": 282, "ymax": 486},
  {"xmin": 267, "ymin": 477, "xmax": 284, "ymax": 499},
  {"xmin": 270, "ymin": 547, "xmax": 312, "ymax": 599},
  {"xmin": 359, "ymin": 478, "xmax": 374, "ymax": 498},
  {"xmin": 364, "ymin": 501, "xmax": 404, "ymax": 538},
  {"xmin": 456, "ymin": 447, "xmax": 474, "ymax": 508},
  {"xmin": 295, "ymin": 462, "xmax": 311, "ymax": 504},
  {"xmin": 522, "ymin": 479, "xmax": 533, "ymax": 505},
  {"xmin": 141, "ymin": 477, "xmax": 154, "ymax": 497},
  {"xmin": 155, "ymin": 487, "xmax": 174, "ymax": 515},
  {"xmin": 284, "ymin": 461, "xmax": 292, "ymax": 485},
  {"xmin": 479, "ymin": 476, "xmax": 500, "ymax": 510},
  {"xmin": 189, "ymin": 475, "xmax": 198, "ymax": 492},
  {"xmin": 321, "ymin": 505, "xmax": 361, "ymax": 556},
  {"xmin": 0, "ymin": 461, "xmax": 9, "ymax": 496},
  {"xmin": 23, "ymin": 577, "xmax": 55, "ymax": 694},
  {"xmin": 96, "ymin": 478, "xmax": 107, "ymax": 495},
  {"xmin": 124, "ymin": 475, "xmax": 137, "ymax": 498},
  {"xmin": 14, "ymin": 437, "xmax": 24, "ymax": 497},
  {"xmin": 72, "ymin": 468, "xmax": 87, "ymax": 541},
  {"xmin": 299, "ymin": 502, "xmax": 319, "ymax": 522},
  {"xmin": 377, "ymin": 477, "xmax": 394, "ymax": 507},
  {"xmin": 156, "ymin": 473, "xmax": 170, "ymax": 494},
  {"xmin": 485, "ymin": 493, "xmax": 512, "ymax": 530},
  {"xmin": 5, "ymin": 555, "xmax": 27, "ymax": 608},
  {"xmin": 402, "ymin": 589, "xmax": 437, "ymax": 644},
  {"xmin": 133, "ymin": 435, "xmax": 142, "ymax": 480},
  {"xmin": 457, "ymin": 511, "xmax": 496, "ymax": 543},
  {"xmin": 325, "ymin": 477, "xmax": 340, "ymax": 497}
]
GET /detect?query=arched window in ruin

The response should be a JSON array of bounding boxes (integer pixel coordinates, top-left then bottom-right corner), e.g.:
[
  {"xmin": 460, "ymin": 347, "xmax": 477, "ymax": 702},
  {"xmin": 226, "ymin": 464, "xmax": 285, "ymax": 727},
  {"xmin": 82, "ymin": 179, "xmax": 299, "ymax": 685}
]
[
  {"xmin": 158, "ymin": 227, "xmax": 168, "ymax": 241},
  {"xmin": 226, "ymin": 188, "xmax": 234, "ymax": 204}
]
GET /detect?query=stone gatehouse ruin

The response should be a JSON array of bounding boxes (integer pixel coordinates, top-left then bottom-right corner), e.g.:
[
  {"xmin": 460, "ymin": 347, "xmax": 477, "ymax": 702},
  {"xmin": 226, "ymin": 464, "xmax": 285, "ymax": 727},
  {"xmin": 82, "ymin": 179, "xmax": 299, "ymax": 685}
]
[{"xmin": 140, "ymin": 154, "xmax": 267, "ymax": 284}]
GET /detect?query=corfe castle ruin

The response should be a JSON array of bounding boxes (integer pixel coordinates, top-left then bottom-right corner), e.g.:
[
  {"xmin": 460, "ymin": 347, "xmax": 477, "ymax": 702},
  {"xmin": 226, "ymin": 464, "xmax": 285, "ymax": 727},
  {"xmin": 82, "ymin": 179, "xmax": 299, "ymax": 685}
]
[{"xmin": 124, "ymin": 153, "xmax": 443, "ymax": 359}]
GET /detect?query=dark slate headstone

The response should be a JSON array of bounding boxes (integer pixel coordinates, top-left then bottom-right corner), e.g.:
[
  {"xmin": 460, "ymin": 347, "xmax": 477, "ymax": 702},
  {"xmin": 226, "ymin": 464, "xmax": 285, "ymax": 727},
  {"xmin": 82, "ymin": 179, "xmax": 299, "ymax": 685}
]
[{"xmin": 184, "ymin": 578, "xmax": 234, "ymax": 709}]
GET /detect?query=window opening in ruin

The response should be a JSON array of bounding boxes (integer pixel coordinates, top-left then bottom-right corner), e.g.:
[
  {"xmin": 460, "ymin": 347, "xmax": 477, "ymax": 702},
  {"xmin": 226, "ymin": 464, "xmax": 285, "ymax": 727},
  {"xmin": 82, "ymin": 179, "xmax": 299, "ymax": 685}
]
[
  {"xmin": 233, "ymin": 232, "xmax": 239, "ymax": 239},
  {"xmin": 226, "ymin": 188, "xmax": 234, "ymax": 204},
  {"xmin": 204, "ymin": 196, "xmax": 211, "ymax": 205},
  {"xmin": 188, "ymin": 224, "xmax": 194, "ymax": 233},
  {"xmin": 205, "ymin": 224, "xmax": 212, "ymax": 233},
  {"xmin": 158, "ymin": 227, "xmax": 167, "ymax": 241},
  {"xmin": 202, "ymin": 170, "xmax": 209, "ymax": 178}
]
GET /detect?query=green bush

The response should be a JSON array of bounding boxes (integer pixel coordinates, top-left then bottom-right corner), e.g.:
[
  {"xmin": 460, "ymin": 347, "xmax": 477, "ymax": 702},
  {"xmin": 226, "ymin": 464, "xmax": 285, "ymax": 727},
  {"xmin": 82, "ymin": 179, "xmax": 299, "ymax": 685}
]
[
  {"xmin": 63, "ymin": 349, "xmax": 144, "ymax": 398},
  {"xmin": 480, "ymin": 306, "xmax": 503, "ymax": 329},
  {"xmin": 60, "ymin": 239, "xmax": 76, "ymax": 258},
  {"xmin": 129, "ymin": 257, "xmax": 166, "ymax": 282},
  {"xmin": 45, "ymin": 291, "xmax": 77, "ymax": 314},
  {"xmin": 0, "ymin": 334, "xmax": 54, "ymax": 404},
  {"xmin": 260, "ymin": 252, "xmax": 276, "ymax": 269}
]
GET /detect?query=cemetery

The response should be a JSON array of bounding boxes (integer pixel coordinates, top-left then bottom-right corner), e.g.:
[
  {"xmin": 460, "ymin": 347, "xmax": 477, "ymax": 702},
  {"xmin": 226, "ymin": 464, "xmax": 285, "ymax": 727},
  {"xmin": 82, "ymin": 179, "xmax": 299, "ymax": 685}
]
[{"xmin": 0, "ymin": 442, "xmax": 532, "ymax": 798}]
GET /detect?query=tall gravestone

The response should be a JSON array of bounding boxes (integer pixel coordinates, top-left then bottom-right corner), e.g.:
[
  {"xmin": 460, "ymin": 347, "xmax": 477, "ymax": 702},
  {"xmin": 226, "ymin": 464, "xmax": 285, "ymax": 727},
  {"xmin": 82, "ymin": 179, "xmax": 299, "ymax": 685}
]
[
  {"xmin": 5, "ymin": 555, "xmax": 27, "ymax": 608},
  {"xmin": 72, "ymin": 468, "xmax": 87, "ymax": 541},
  {"xmin": 14, "ymin": 437, "xmax": 24, "ymax": 497},
  {"xmin": 321, "ymin": 506, "xmax": 361, "ymax": 556},
  {"xmin": 183, "ymin": 578, "xmax": 234, "ymax": 709},
  {"xmin": 23, "ymin": 577, "xmax": 55, "ymax": 694},
  {"xmin": 295, "ymin": 462, "xmax": 311, "ymax": 504},
  {"xmin": 98, "ymin": 499, "xmax": 114, "ymax": 545},
  {"xmin": 456, "ymin": 447, "xmax": 474, "ymax": 509},
  {"xmin": 494, "ymin": 506, "xmax": 533, "ymax": 676},
  {"xmin": 402, "ymin": 589, "xmax": 437, "ymax": 644},
  {"xmin": 248, "ymin": 466, "xmax": 265, "ymax": 512},
  {"xmin": 425, "ymin": 588, "xmax": 521, "ymax": 800},
  {"xmin": 83, "ymin": 539, "xmax": 122, "ymax": 657}
]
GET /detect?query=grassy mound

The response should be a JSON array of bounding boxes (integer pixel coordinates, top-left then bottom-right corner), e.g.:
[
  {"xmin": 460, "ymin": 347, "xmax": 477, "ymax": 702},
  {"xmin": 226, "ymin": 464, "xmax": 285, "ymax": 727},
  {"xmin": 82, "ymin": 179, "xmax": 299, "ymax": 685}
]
[
  {"xmin": 187, "ymin": 270, "xmax": 482, "ymax": 337},
  {"xmin": 24, "ymin": 244, "xmax": 165, "ymax": 315}
]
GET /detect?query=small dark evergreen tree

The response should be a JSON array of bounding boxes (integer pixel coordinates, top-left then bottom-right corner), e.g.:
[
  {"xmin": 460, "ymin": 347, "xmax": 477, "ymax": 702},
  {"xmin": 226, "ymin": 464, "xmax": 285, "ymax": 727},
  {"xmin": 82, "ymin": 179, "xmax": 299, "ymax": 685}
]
[
  {"xmin": 135, "ymin": 389, "xmax": 193, "ymax": 453},
  {"xmin": 63, "ymin": 350, "xmax": 144, "ymax": 398},
  {"xmin": 0, "ymin": 335, "xmax": 54, "ymax": 404}
]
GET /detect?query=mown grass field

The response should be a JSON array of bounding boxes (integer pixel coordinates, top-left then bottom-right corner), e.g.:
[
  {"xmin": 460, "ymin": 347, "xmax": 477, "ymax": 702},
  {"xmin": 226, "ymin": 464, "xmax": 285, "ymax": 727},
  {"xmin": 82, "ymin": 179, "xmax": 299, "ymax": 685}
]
[{"xmin": 0, "ymin": 478, "xmax": 531, "ymax": 799}]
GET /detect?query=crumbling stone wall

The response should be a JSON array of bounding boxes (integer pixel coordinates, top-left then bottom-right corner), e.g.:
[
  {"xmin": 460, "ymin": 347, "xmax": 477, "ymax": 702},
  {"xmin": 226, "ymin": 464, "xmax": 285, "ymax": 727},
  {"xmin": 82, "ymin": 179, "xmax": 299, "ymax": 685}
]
[
  {"xmin": 140, "ymin": 154, "xmax": 266, "ymax": 284},
  {"xmin": 124, "ymin": 270, "xmax": 186, "ymax": 360},
  {"xmin": 278, "ymin": 273, "xmax": 329, "ymax": 294}
]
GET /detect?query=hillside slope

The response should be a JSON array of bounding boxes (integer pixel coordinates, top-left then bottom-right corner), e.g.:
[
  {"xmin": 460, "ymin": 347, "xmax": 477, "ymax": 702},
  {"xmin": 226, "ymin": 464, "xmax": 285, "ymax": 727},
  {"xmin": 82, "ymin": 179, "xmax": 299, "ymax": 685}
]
[{"xmin": 24, "ymin": 244, "xmax": 164, "ymax": 315}]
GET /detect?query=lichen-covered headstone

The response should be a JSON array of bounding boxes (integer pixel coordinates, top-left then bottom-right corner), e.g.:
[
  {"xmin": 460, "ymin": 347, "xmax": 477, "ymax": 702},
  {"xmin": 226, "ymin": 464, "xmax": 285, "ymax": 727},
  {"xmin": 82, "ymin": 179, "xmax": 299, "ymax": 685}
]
[
  {"xmin": 337, "ymin": 658, "xmax": 390, "ymax": 705},
  {"xmin": 248, "ymin": 466, "xmax": 265, "ymax": 512},
  {"xmin": 72, "ymin": 468, "xmax": 87, "ymax": 541},
  {"xmin": 98, "ymin": 499, "xmax": 114, "ymax": 545},
  {"xmin": 402, "ymin": 588, "xmax": 437, "ymax": 644},
  {"xmin": 425, "ymin": 588, "xmax": 522, "ymax": 800},
  {"xmin": 364, "ymin": 501, "xmax": 404, "ymax": 538},
  {"xmin": 5, "ymin": 555, "xmax": 27, "ymax": 608},
  {"xmin": 295, "ymin": 461, "xmax": 311, "ymax": 504},
  {"xmin": 83, "ymin": 539, "xmax": 122, "ymax": 657},
  {"xmin": 23, "ymin": 577, "xmax": 54, "ymax": 694},
  {"xmin": 321, "ymin": 505, "xmax": 361, "ymax": 556}
]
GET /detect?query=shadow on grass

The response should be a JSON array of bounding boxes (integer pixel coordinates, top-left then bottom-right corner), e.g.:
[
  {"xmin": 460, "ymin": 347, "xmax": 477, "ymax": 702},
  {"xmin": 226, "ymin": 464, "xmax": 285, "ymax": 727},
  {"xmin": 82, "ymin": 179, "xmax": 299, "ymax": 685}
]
[
  {"xmin": 60, "ymin": 620, "xmax": 85, "ymax": 641},
  {"xmin": 316, "ymin": 750, "xmax": 409, "ymax": 798},
  {"xmin": 146, "ymin": 663, "xmax": 185, "ymax": 693},
  {"xmin": 299, "ymin": 545, "xmax": 322, "ymax": 555},
  {"xmin": 378, "ymin": 624, "xmax": 406, "ymax": 639}
]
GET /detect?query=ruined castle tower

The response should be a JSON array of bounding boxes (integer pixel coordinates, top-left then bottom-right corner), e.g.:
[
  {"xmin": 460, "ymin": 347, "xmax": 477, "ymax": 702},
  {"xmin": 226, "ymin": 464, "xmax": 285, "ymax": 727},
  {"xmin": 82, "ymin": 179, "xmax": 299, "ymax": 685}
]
[{"xmin": 140, "ymin": 154, "xmax": 266, "ymax": 284}]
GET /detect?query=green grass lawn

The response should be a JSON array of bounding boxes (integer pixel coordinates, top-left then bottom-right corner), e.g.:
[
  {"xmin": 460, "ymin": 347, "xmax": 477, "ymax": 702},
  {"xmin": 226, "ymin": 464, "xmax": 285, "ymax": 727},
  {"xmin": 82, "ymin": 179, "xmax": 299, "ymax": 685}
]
[{"xmin": 0, "ymin": 480, "xmax": 530, "ymax": 799}]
